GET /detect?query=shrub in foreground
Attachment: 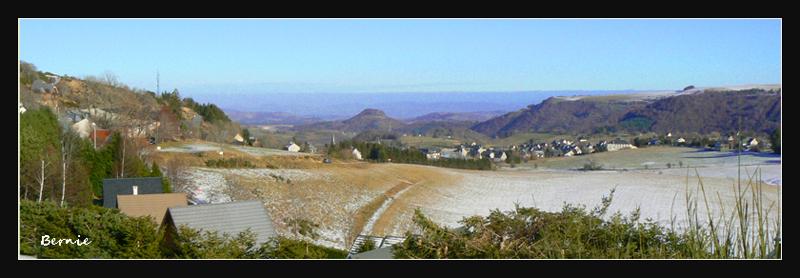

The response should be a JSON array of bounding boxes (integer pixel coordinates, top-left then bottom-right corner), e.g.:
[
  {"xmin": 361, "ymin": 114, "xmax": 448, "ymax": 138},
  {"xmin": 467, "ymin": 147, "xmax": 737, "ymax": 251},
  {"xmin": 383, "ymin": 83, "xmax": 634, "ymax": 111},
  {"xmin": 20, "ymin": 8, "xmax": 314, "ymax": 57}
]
[
  {"xmin": 394, "ymin": 181, "xmax": 780, "ymax": 259},
  {"xmin": 205, "ymin": 158, "xmax": 255, "ymax": 168},
  {"xmin": 19, "ymin": 200, "xmax": 162, "ymax": 258},
  {"xmin": 20, "ymin": 200, "xmax": 349, "ymax": 259},
  {"xmin": 258, "ymin": 237, "xmax": 349, "ymax": 259}
]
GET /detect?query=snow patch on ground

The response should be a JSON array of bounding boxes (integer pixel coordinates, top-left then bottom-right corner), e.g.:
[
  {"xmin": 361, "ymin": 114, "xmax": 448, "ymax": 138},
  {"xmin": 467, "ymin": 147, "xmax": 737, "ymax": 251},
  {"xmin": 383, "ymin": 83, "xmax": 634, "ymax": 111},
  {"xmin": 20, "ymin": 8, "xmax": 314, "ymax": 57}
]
[
  {"xmin": 182, "ymin": 167, "xmax": 233, "ymax": 204},
  {"xmin": 219, "ymin": 168, "xmax": 323, "ymax": 182},
  {"xmin": 764, "ymin": 177, "xmax": 782, "ymax": 186},
  {"xmin": 658, "ymin": 164, "xmax": 781, "ymax": 186}
]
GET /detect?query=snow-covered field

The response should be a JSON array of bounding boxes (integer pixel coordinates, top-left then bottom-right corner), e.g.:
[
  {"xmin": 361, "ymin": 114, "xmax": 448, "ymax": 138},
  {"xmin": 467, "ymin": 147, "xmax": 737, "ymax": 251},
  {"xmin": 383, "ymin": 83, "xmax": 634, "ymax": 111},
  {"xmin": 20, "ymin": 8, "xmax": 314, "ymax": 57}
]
[
  {"xmin": 399, "ymin": 169, "xmax": 780, "ymax": 231},
  {"xmin": 174, "ymin": 146, "xmax": 781, "ymax": 251},
  {"xmin": 520, "ymin": 147, "xmax": 781, "ymax": 185}
]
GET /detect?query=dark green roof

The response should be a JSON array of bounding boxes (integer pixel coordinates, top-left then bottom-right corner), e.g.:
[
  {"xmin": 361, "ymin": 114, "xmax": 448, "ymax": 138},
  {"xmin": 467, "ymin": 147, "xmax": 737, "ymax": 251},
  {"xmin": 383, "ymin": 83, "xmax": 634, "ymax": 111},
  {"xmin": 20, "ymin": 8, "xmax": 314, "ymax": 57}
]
[{"xmin": 102, "ymin": 177, "xmax": 163, "ymax": 208}]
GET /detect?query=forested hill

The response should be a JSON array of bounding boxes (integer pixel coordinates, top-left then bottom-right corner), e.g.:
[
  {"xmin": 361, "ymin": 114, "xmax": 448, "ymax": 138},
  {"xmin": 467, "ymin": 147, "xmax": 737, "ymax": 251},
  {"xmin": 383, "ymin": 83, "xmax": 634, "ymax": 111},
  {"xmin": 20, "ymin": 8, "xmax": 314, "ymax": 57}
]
[
  {"xmin": 471, "ymin": 88, "xmax": 781, "ymax": 137},
  {"xmin": 297, "ymin": 108, "xmax": 407, "ymax": 133},
  {"xmin": 627, "ymin": 89, "xmax": 781, "ymax": 134}
]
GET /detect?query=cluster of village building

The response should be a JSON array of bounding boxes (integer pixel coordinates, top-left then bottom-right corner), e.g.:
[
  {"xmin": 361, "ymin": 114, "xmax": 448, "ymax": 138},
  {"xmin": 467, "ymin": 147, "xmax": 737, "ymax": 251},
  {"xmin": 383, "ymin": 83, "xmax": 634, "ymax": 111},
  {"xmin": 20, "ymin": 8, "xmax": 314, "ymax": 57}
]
[
  {"xmin": 712, "ymin": 135, "xmax": 762, "ymax": 151},
  {"xmin": 422, "ymin": 143, "xmax": 508, "ymax": 162},
  {"xmin": 419, "ymin": 138, "xmax": 638, "ymax": 162},
  {"xmin": 417, "ymin": 132, "xmax": 766, "ymax": 162}
]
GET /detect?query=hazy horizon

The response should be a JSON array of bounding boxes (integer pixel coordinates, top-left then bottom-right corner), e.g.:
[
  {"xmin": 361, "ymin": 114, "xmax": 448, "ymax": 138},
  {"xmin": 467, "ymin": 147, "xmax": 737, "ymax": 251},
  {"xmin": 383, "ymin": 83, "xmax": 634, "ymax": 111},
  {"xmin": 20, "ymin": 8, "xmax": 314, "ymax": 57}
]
[{"xmin": 207, "ymin": 90, "xmax": 644, "ymax": 119}]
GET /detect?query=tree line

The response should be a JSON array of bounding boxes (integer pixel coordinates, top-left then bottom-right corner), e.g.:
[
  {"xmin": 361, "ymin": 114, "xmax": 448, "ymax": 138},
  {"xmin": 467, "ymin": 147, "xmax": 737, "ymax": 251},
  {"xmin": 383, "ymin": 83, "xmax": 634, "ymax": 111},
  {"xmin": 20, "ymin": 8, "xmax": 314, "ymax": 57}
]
[
  {"xmin": 326, "ymin": 140, "xmax": 494, "ymax": 170},
  {"xmin": 20, "ymin": 107, "xmax": 168, "ymax": 207}
]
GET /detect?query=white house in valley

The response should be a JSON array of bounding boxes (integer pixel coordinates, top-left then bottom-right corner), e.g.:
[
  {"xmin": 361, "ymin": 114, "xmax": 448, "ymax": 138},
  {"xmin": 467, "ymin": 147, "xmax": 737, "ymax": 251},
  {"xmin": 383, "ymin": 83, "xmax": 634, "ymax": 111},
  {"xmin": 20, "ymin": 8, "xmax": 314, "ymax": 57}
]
[
  {"xmin": 232, "ymin": 133, "xmax": 245, "ymax": 145},
  {"xmin": 421, "ymin": 148, "xmax": 441, "ymax": 160},
  {"xmin": 745, "ymin": 138, "xmax": 759, "ymax": 149},
  {"xmin": 285, "ymin": 142, "xmax": 301, "ymax": 152},
  {"xmin": 492, "ymin": 151, "xmax": 508, "ymax": 162},
  {"xmin": 602, "ymin": 139, "xmax": 637, "ymax": 152},
  {"xmin": 352, "ymin": 148, "xmax": 363, "ymax": 160}
]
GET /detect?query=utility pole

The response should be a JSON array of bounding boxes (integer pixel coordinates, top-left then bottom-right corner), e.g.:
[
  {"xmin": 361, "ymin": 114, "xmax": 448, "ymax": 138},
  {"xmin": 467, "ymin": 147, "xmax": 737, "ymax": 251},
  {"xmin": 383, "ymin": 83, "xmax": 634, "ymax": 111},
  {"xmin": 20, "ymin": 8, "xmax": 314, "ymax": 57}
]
[{"xmin": 157, "ymin": 69, "xmax": 160, "ymax": 95}]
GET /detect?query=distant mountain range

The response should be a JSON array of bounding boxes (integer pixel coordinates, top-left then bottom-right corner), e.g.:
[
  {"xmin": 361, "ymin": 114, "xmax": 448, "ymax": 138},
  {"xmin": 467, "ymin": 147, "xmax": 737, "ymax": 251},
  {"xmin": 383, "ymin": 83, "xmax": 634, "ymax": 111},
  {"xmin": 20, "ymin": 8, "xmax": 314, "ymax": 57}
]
[
  {"xmin": 224, "ymin": 110, "xmax": 342, "ymax": 125},
  {"xmin": 208, "ymin": 91, "xmax": 630, "ymax": 121},
  {"xmin": 227, "ymin": 85, "xmax": 781, "ymax": 140},
  {"xmin": 229, "ymin": 107, "xmax": 506, "ymax": 127}
]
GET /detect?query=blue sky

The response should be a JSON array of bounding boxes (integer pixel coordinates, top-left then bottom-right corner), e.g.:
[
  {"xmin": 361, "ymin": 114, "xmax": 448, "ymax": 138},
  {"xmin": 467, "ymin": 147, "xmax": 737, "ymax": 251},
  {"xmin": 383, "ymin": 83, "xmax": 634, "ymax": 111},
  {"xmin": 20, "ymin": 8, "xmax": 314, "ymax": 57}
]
[{"xmin": 19, "ymin": 19, "xmax": 781, "ymax": 96}]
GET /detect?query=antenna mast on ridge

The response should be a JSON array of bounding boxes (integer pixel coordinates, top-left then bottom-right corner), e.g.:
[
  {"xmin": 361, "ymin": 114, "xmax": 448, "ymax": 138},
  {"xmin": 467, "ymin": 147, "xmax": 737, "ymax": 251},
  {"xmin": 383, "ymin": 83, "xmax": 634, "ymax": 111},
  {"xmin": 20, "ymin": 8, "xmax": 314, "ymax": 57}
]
[{"xmin": 156, "ymin": 69, "xmax": 160, "ymax": 94}]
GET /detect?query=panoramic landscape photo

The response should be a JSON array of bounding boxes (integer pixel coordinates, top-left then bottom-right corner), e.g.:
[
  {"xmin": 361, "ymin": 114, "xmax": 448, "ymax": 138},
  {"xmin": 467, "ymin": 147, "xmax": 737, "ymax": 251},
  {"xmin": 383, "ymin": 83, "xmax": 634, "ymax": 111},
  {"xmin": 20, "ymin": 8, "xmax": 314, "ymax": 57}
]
[{"xmin": 18, "ymin": 18, "xmax": 781, "ymax": 259}]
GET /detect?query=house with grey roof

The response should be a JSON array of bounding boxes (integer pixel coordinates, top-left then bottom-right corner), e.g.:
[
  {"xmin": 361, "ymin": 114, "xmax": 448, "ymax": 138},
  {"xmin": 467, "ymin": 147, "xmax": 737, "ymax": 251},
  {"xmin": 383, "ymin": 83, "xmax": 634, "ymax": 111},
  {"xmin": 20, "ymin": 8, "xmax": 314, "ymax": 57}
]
[
  {"xmin": 102, "ymin": 177, "xmax": 164, "ymax": 208},
  {"xmin": 161, "ymin": 200, "xmax": 277, "ymax": 247}
]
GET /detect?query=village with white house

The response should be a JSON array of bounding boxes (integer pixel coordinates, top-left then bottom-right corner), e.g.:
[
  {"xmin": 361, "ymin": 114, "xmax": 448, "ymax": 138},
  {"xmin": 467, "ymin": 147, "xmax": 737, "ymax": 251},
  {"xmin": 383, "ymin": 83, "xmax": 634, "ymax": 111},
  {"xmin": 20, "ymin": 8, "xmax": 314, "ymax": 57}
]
[{"xmin": 411, "ymin": 131, "xmax": 769, "ymax": 166}]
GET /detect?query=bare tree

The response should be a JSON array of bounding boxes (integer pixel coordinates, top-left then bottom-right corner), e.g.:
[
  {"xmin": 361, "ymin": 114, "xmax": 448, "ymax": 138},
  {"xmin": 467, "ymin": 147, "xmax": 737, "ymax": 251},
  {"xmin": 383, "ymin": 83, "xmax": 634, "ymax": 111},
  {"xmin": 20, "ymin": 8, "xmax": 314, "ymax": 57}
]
[
  {"xmin": 20, "ymin": 61, "xmax": 38, "ymax": 84},
  {"xmin": 165, "ymin": 158, "xmax": 190, "ymax": 193},
  {"xmin": 95, "ymin": 92, "xmax": 147, "ymax": 179},
  {"xmin": 36, "ymin": 160, "xmax": 52, "ymax": 203},
  {"xmin": 20, "ymin": 158, "xmax": 40, "ymax": 201},
  {"xmin": 101, "ymin": 70, "xmax": 121, "ymax": 88},
  {"xmin": 60, "ymin": 131, "xmax": 79, "ymax": 207},
  {"xmin": 158, "ymin": 106, "xmax": 181, "ymax": 142}
]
